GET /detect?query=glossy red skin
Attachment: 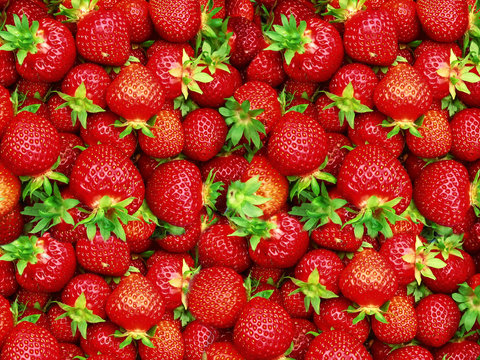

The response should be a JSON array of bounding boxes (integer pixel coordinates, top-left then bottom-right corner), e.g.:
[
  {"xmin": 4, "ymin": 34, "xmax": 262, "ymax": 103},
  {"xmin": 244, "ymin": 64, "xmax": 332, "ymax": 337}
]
[
  {"xmin": 146, "ymin": 253, "xmax": 194, "ymax": 310},
  {"xmin": 4, "ymin": 0, "xmax": 51, "ymax": 25},
  {"xmin": 285, "ymin": 79, "xmax": 318, "ymax": 99},
  {"xmin": 0, "ymin": 85, "xmax": 13, "ymax": 138},
  {"xmin": 81, "ymin": 112, "xmax": 137, "ymax": 158},
  {"xmin": 450, "ymin": 108, "xmax": 480, "ymax": 162},
  {"xmin": 284, "ymin": 17, "xmax": 343, "ymax": 83},
  {"xmin": 16, "ymin": 288, "xmax": 50, "ymax": 309},
  {"xmin": 294, "ymin": 249, "xmax": 345, "ymax": 294},
  {"xmin": 106, "ymin": 273, "xmax": 165, "ymax": 333},
  {"xmin": 61, "ymin": 63, "xmax": 111, "ymax": 108},
  {"xmin": 0, "ymin": 50, "xmax": 18, "ymax": 87},
  {"xmin": 138, "ymin": 320, "xmax": 184, "ymax": 360},
  {"xmin": 381, "ymin": 0, "xmax": 421, "ymax": 43},
  {"xmin": 123, "ymin": 216, "xmax": 155, "ymax": 253},
  {"xmin": 69, "ymin": 144, "xmax": 145, "ymax": 214},
  {"xmin": 416, "ymin": 294, "xmax": 461, "ymax": 348},
  {"xmin": 406, "ymin": 109, "xmax": 452, "ymax": 158},
  {"xmin": 146, "ymin": 44, "xmax": 194, "ymax": 101},
  {"xmin": 0, "ymin": 111, "xmax": 60, "ymax": 176},
  {"xmin": 305, "ymin": 330, "xmax": 373, "ymax": 360},
  {"xmin": 417, "ymin": 0, "xmax": 469, "ymax": 42},
  {"xmin": 424, "ymin": 250, "xmax": 475, "ymax": 294},
  {"xmin": 339, "ymin": 249, "xmax": 399, "ymax": 308},
  {"xmin": 267, "ymin": 112, "xmax": 327, "ymax": 176},
  {"xmin": 434, "ymin": 340, "xmax": 480, "ymax": 360},
  {"xmin": 0, "ymin": 161, "xmax": 20, "ymax": 218},
  {"xmin": 413, "ymin": 46, "xmax": 450, "ymax": 100},
  {"xmin": 249, "ymin": 212, "xmax": 310, "ymax": 268},
  {"xmin": 16, "ymin": 18, "xmax": 75, "ymax": 83},
  {"xmin": 348, "ymin": 111, "xmax": 405, "ymax": 158},
  {"xmin": 80, "ymin": 322, "xmax": 136, "ymax": 360},
  {"xmin": 149, "ymin": 0, "xmax": 201, "ymax": 43},
  {"xmin": 202, "ymin": 342, "xmax": 244, "ymax": 360},
  {"xmin": 248, "ymin": 264, "xmax": 284, "ymax": 284},
  {"xmin": 344, "ymin": 9, "xmax": 398, "ymax": 66},
  {"xmin": 16, "ymin": 234, "xmax": 76, "ymax": 293},
  {"xmin": 379, "ymin": 233, "xmax": 416, "ymax": 286},
  {"xmin": 329, "ymin": 63, "xmax": 379, "ymax": 108},
  {"xmin": 313, "ymin": 297, "xmax": 370, "ymax": 343},
  {"xmin": 106, "ymin": 63, "xmax": 165, "ymax": 122},
  {"xmin": 190, "ymin": 64, "xmax": 243, "ymax": 108},
  {"xmin": 374, "ymin": 63, "xmax": 432, "ymax": 122},
  {"xmin": 76, "ymin": 233, "xmax": 130, "ymax": 276},
  {"xmin": 227, "ymin": 17, "xmax": 266, "ymax": 68},
  {"xmin": 234, "ymin": 297, "xmax": 294, "ymax": 360},
  {"xmin": 280, "ymin": 279, "xmax": 314, "ymax": 319},
  {"xmin": 0, "ymin": 295, "xmax": 13, "ymax": 349},
  {"xmin": 183, "ymin": 321, "xmax": 220, "ymax": 360},
  {"xmin": 182, "ymin": 108, "xmax": 227, "ymax": 162},
  {"xmin": 76, "ymin": 9, "xmax": 131, "ymax": 66},
  {"xmin": 55, "ymin": 133, "xmax": 83, "ymax": 179},
  {"xmin": 187, "ymin": 267, "xmax": 247, "ymax": 329},
  {"xmin": 146, "ymin": 159, "xmax": 203, "ymax": 227},
  {"xmin": 61, "ymin": 273, "xmax": 111, "ymax": 319},
  {"xmin": 47, "ymin": 304, "xmax": 80, "ymax": 343},
  {"xmin": 1, "ymin": 321, "xmax": 61, "ymax": 360},
  {"xmin": 113, "ymin": 0, "xmax": 153, "ymax": 43},
  {"xmin": 0, "ymin": 259, "xmax": 17, "ymax": 297},
  {"xmin": 154, "ymin": 216, "xmax": 202, "ymax": 253},
  {"xmin": 197, "ymin": 224, "xmax": 251, "ymax": 273},
  {"xmin": 289, "ymin": 319, "xmax": 316, "ymax": 360},
  {"xmin": 246, "ymin": 50, "xmax": 286, "ymax": 87},
  {"xmin": 386, "ymin": 346, "xmax": 433, "ymax": 360},
  {"xmin": 59, "ymin": 343, "xmax": 84, "ymax": 360},
  {"xmin": 337, "ymin": 144, "xmax": 412, "ymax": 214},
  {"xmin": 413, "ymin": 160, "xmax": 471, "ymax": 227}
]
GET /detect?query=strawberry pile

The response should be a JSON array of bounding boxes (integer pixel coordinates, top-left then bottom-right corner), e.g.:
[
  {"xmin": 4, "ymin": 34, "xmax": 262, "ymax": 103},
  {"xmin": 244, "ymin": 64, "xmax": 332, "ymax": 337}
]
[{"xmin": 2, "ymin": 0, "xmax": 480, "ymax": 359}]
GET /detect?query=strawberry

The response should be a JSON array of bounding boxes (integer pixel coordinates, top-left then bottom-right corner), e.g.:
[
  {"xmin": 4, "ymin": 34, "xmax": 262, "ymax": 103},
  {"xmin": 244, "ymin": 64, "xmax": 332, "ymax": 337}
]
[
  {"xmin": 4, "ymin": 0, "xmax": 51, "ymax": 26},
  {"xmin": 415, "ymin": 293, "xmax": 460, "ymax": 347},
  {"xmin": 246, "ymin": 50, "xmax": 286, "ymax": 88},
  {"xmin": 434, "ymin": 341, "xmax": 480, "ymax": 360},
  {"xmin": 1, "ymin": 233, "xmax": 76, "ymax": 293},
  {"xmin": 202, "ymin": 341, "xmax": 245, "ymax": 360},
  {"xmin": 385, "ymin": 345, "xmax": 433, "ymax": 360},
  {"xmin": 105, "ymin": 273, "xmax": 165, "ymax": 347},
  {"xmin": 315, "ymin": 94, "xmax": 346, "ymax": 133},
  {"xmin": 183, "ymin": 321, "xmax": 220, "ymax": 360},
  {"xmin": 182, "ymin": 108, "xmax": 227, "ymax": 162},
  {"xmin": 336, "ymin": 144, "xmax": 412, "ymax": 238},
  {"xmin": 1, "ymin": 321, "xmax": 61, "ymax": 360},
  {"xmin": 137, "ymin": 320, "xmax": 184, "ymax": 360},
  {"xmin": 450, "ymin": 108, "xmax": 480, "ymax": 162},
  {"xmin": 227, "ymin": 17, "xmax": 266, "ymax": 69},
  {"xmin": 112, "ymin": 0, "xmax": 153, "ymax": 43},
  {"xmin": 0, "ymin": 204, "xmax": 23, "ymax": 247},
  {"xmin": 233, "ymin": 296, "xmax": 294, "ymax": 360},
  {"xmin": 154, "ymin": 217, "xmax": 202, "ymax": 253},
  {"xmin": 416, "ymin": 0, "xmax": 469, "ymax": 43},
  {"xmin": 304, "ymin": 330, "xmax": 373, "ymax": 360},
  {"xmin": 313, "ymin": 297, "xmax": 371, "ymax": 343},
  {"xmin": 75, "ymin": 9, "xmax": 131, "ymax": 66},
  {"xmin": 0, "ymin": 15, "xmax": 76, "ymax": 83},
  {"xmin": 288, "ymin": 318, "xmax": 316, "ymax": 360},
  {"xmin": 149, "ymin": 0, "xmax": 201, "ymax": 43},
  {"xmin": 380, "ymin": 0, "xmax": 421, "ymax": 43},
  {"xmin": 0, "ymin": 85, "xmax": 13, "ymax": 138},
  {"xmin": 0, "ymin": 50, "xmax": 18, "ymax": 87},
  {"xmin": 47, "ymin": 304, "xmax": 81, "ymax": 343},
  {"xmin": 0, "ymin": 161, "xmax": 20, "ymax": 218},
  {"xmin": 0, "ymin": 257, "xmax": 17, "ymax": 297},
  {"xmin": 187, "ymin": 266, "xmax": 247, "ymax": 329},
  {"xmin": 59, "ymin": 343, "xmax": 84, "ymax": 359},
  {"xmin": 0, "ymin": 295, "xmax": 13, "ymax": 348},
  {"xmin": 323, "ymin": 133, "xmax": 352, "ymax": 178},
  {"xmin": 272, "ymin": 0, "xmax": 316, "ymax": 24},
  {"xmin": 280, "ymin": 279, "xmax": 314, "ymax": 318}
]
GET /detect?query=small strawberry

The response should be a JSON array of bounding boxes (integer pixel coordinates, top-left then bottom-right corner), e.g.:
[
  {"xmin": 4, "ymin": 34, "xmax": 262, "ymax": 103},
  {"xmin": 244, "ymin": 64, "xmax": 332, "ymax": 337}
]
[
  {"xmin": 0, "ymin": 85, "xmax": 13, "ymax": 138},
  {"xmin": 112, "ymin": 0, "xmax": 153, "ymax": 43},
  {"xmin": 380, "ymin": 0, "xmax": 421, "ymax": 43},
  {"xmin": 0, "ymin": 295, "xmax": 13, "ymax": 348},
  {"xmin": 304, "ymin": 330, "xmax": 373, "ymax": 360},
  {"xmin": 183, "ymin": 321, "xmax": 220, "ymax": 360},
  {"xmin": 137, "ymin": 320, "xmax": 184, "ymax": 360},
  {"xmin": 385, "ymin": 345, "xmax": 433, "ymax": 360},
  {"xmin": 450, "ymin": 108, "xmax": 480, "ymax": 162}
]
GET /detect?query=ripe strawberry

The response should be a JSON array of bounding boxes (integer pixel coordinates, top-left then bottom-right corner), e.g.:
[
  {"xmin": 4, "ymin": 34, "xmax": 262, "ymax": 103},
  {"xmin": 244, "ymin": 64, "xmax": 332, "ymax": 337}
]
[
  {"xmin": 0, "ymin": 111, "xmax": 60, "ymax": 176},
  {"xmin": 183, "ymin": 321, "xmax": 220, "ymax": 360},
  {"xmin": 0, "ymin": 161, "xmax": 20, "ymax": 218},
  {"xmin": 149, "ymin": 0, "xmax": 201, "ymax": 43},
  {"xmin": 227, "ymin": 17, "xmax": 266, "ymax": 69},
  {"xmin": 434, "ymin": 341, "xmax": 480, "ymax": 360},
  {"xmin": 413, "ymin": 160, "xmax": 471, "ymax": 227},
  {"xmin": 138, "ymin": 320, "xmax": 184, "ymax": 360},
  {"xmin": 386, "ymin": 345, "xmax": 433, "ymax": 360},
  {"xmin": 187, "ymin": 267, "xmax": 247, "ymax": 329},
  {"xmin": 450, "ymin": 108, "xmax": 480, "ymax": 162},
  {"xmin": 313, "ymin": 297, "xmax": 370, "ymax": 343},
  {"xmin": 1, "ymin": 233, "xmax": 76, "ymax": 293},
  {"xmin": 380, "ymin": 0, "xmax": 421, "ymax": 43},
  {"xmin": 47, "ymin": 304, "xmax": 80, "ymax": 343},
  {"xmin": 0, "ymin": 204, "xmax": 23, "ymax": 247},
  {"xmin": 0, "ymin": 50, "xmax": 18, "ymax": 88},
  {"xmin": 233, "ymin": 296, "xmax": 294, "ymax": 360},
  {"xmin": 154, "ymin": 217, "xmax": 202, "ymax": 253},
  {"xmin": 202, "ymin": 341, "xmax": 245, "ymax": 360},
  {"xmin": 267, "ymin": 112, "xmax": 327, "ymax": 176},
  {"xmin": 0, "ymin": 258, "xmax": 17, "ymax": 297},
  {"xmin": 76, "ymin": 9, "xmax": 131, "ymax": 66},
  {"xmin": 0, "ymin": 85, "xmax": 13, "ymax": 138},
  {"xmin": 304, "ymin": 330, "xmax": 373, "ymax": 360},
  {"xmin": 55, "ymin": 133, "xmax": 84, "ymax": 178},
  {"xmin": 323, "ymin": 133, "xmax": 352, "ymax": 178},
  {"xmin": 4, "ymin": 0, "xmax": 51, "ymax": 25},
  {"xmin": 182, "ymin": 108, "xmax": 227, "ymax": 162},
  {"xmin": 1, "ymin": 321, "xmax": 61, "ymax": 360},
  {"xmin": 0, "ymin": 295, "xmax": 13, "ymax": 348},
  {"xmin": 280, "ymin": 279, "xmax": 314, "ymax": 318},
  {"xmin": 75, "ymin": 232, "xmax": 130, "ymax": 277},
  {"xmin": 59, "ymin": 343, "xmax": 84, "ymax": 360},
  {"xmin": 246, "ymin": 50, "xmax": 286, "ymax": 88},
  {"xmin": 315, "ymin": 94, "xmax": 346, "ymax": 133},
  {"xmin": 112, "ymin": 0, "xmax": 153, "ymax": 43},
  {"xmin": 416, "ymin": 0, "xmax": 469, "ymax": 42},
  {"xmin": 0, "ymin": 16, "xmax": 76, "ymax": 83},
  {"xmin": 106, "ymin": 273, "xmax": 165, "ymax": 345}
]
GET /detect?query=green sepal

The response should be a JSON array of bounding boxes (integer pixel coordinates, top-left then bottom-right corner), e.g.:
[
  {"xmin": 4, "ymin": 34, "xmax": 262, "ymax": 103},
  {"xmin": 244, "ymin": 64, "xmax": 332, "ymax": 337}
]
[
  {"xmin": 347, "ymin": 301, "xmax": 389, "ymax": 325},
  {"xmin": 114, "ymin": 325, "xmax": 156, "ymax": 349},
  {"xmin": 472, "ymin": 169, "xmax": 480, "ymax": 216},
  {"xmin": 0, "ymin": 14, "xmax": 45, "ymax": 65},
  {"xmin": 173, "ymin": 306, "xmax": 195, "ymax": 327},
  {"xmin": 452, "ymin": 282, "xmax": 480, "ymax": 331},
  {"xmin": 229, "ymin": 217, "xmax": 276, "ymax": 251},
  {"xmin": 173, "ymin": 95, "xmax": 200, "ymax": 117},
  {"xmin": 406, "ymin": 281, "xmax": 432, "ymax": 303},
  {"xmin": 55, "ymin": 0, "xmax": 99, "ymax": 22},
  {"xmin": 441, "ymin": 95, "xmax": 467, "ymax": 117},
  {"xmin": 0, "ymin": 235, "xmax": 43, "ymax": 276},
  {"xmin": 323, "ymin": 0, "xmax": 367, "ymax": 23},
  {"xmin": 225, "ymin": 176, "xmax": 269, "ymax": 219},
  {"xmin": 202, "ymin": 170, "xmax": 224, "ymax": 220}
]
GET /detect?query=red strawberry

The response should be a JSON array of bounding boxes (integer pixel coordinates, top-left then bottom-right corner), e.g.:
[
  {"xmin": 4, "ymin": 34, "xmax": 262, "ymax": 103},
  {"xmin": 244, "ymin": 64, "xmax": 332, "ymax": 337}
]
[
  {"xmin": 0, "ymin": 85, "xmax": 13, "ymax": 138},
  {"xmin": 381, "ymin": 0, "xmax": 421, "ymax": 43},
  {"xmin": 450, "ymin": 108, "xmax": 480, "ymax": 162},
  {"xmin": 0, "ymin": 161, "xmax": 20, "ymax": 218},
  {"xmin": 227, "ymin": 17, "xmax": 266, "ymax": 69},
  {"xmin": 183, "ymin": 321, "xmax": 220, "ymax": 360},
  {"xmin": 56, "ymin": 133, "xmax": 84, "ymax": 178},
  {"xmin": 304, "ymin": 330, "xmax": 373, "ymax": 360},
  {"xmin": 386, "ymin": 345, "xmax": 433, "ymax": 360},
  {"xmin": 47, "ymin": 304, "xmax": 80, "ymax": 343},
  {"xmin": 59, "ymin": 343, "xmax": 84, "ymax": 360},
  {"xmin": 154, "ymin": 217, "xmax": 202, "ymax": 253},
  {"xmin": 187, "ymin": 267, "xmax": 247, "ymax": 329},
  {"xmin": 434, "ymin": 341, "xmax": 480, "ymax": 360},
  {"xmin": 137, "ymin": 320, "xmax": 184, "ymax": 360},
  {"xmin": 112, "ymin": 0, "xmax": 153, "ymax": 43},
  {"xmin": 0, "ymin": 257, "xmax": 17, "ymax": 297},
  {"xmin": 0, "ymin": 50, "xmax": 18, "ymax": 88},
  {"xmin": 246, "ymin": 50, "xmax": 286, "ymax": 88},
  {"xmin": 202, "ymin": 341, "xmax": 245, "ymax": 360},
  {"xmin": 233, "ymin": 296, "xmax": 294, "ymax": 360},
  {"xmin": 0, "ymin": 295, "xmax": 13, "ymax": 348}
]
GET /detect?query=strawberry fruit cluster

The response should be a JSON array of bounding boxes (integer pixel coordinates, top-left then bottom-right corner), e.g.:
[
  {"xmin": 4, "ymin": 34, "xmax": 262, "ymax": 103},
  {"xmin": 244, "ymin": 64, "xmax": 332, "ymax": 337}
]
[{"xmin": 1, "ymin": 0, "xmax": 480, "ymax": 359}]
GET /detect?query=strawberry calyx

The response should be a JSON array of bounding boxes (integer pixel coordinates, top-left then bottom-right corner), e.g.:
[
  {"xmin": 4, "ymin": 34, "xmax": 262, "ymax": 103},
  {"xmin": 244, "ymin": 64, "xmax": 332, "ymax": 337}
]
[
  {"xmin": 323, "ymin": 0, "xmax": 367, "ymax": 23},
  {"xmin": 347, "ymin": 300, "xmax": 390, "ymax": 325},
  {"xmin": 406, "ymin": 281, "xmax": 432, "ymax": 303},
  {"xmin": 197, "ymin": 0, "xmax": 229, "ymax": 52},
  {"xmin": 431, "ymin": 233, "xmax": 465, "ymax": 261},
  {"xmin": 453, "ymin": 282, "xmax": 480, "ymax": 332},
  {"xmin": 230, "ymin": 216, "xmax": 277, "ymax": 251},
  {"xmin": 287, "ymin": 158, "xmax": 337, "ymax": 201},
  {"xmin": 173, "ymin": 305, "xmax": 195, "ymax": 327},
  {"xmin": 173, "ymin": 96, "xmax": 200, "ymax": 117},
  {"xmin": 114, "ymin": 326, "xmax": 157, "ymax": 349},
  {"xmin": 224, "ymin": 176, "xmax": 270, "ymax": 219},
  {"xmin": 464, "ymin": 2, "xmax": 480, "ymax": 53},
  {"xmin": 244, "ymin": 275, "xmax": 275, "ymax": 301},
  {"xmin": 10, "ymin": 89, "xmax": 43, "ymax": 115},
  {"xmin": 441, "ymin": 95, "xmax": 467, "ymax": 117},
  {"xmin": 220, "ymin": 97, "xmax": 266, "ymax": 150},
  {"xmin": 75, "ymin": 195, "xmax": 139, "ymax": 241},
  {"xmin": 197, "ymin": 39, "xmax": 232, "ymax": 75},
  {"xmin": 0, "ymin": 235, "xmax": 44, "ymax": 275},
  {"xmin": 289, "ymin": 182, "xmax": 347, "ymax": 231},
  {"xmin": 114, "ymin": 114, "xmax": 157, "ymax": 139},
  {"xmin": 54, "ymin": 293, "xmax": 105, "ymax": 339},
  {"xmin": 264, "ymin": 14, "xmax": 312, "ymax": 65},
  {"xmin": 55, "ymin": 0, "xmax": 99, "ymax": 23},
  {"xmin": 202, "ymin": 170, "xmax": 224, "ymax": 220},
  {"xmin": 471, "ymin": 169, "xmax": 480, "ymax": 216},
  {"xmin": 278, "ymin": 88, "xmax": 309, "ymax": 116},
  {"xmin": 343, "ymin": 196, "xmax": 405, "ymax": 239},
  {"xmin": 21, "ymin": 183, "xmax": 80, "ymax": 234},
  {"xmin": 0, "ymin": 14, "xmax": 45, "ymax": 65},
  {"xmin": 382, "ymin": 115, "xmax": 424, "ymax": 138},
  {"xmin": 322, "ymin": 82, "xmax": 373, "ymax": 129},
  {"xmin": 289, "ymin": 268, "xmax": 338, "ymax": 314}
]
